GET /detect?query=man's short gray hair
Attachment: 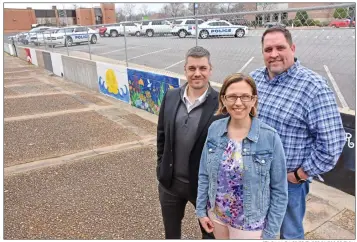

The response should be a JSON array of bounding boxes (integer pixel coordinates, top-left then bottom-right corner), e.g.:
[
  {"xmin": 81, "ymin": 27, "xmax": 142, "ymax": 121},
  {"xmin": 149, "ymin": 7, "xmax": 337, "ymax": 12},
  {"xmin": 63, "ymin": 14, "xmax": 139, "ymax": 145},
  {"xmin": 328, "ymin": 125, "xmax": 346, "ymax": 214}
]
[{"xmin": 185, "ymin": 46, "xmax": 212, "ymax": 66}]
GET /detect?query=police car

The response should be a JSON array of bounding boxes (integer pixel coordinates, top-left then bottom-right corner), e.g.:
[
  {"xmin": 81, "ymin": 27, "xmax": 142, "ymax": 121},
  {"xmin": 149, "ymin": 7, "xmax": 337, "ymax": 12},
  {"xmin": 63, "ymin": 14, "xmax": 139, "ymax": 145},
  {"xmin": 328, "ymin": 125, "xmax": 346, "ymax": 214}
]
[
  {"xmin": 190, "ymin": 20, "xmax": 248, "ymax": 39},
  {"xmin": 25, "ymin": 27, "xmax": 51, "ymax": 45},
  {"xmin": 46, "ymin": 26, "xmax": 99, "ymax": 47}
]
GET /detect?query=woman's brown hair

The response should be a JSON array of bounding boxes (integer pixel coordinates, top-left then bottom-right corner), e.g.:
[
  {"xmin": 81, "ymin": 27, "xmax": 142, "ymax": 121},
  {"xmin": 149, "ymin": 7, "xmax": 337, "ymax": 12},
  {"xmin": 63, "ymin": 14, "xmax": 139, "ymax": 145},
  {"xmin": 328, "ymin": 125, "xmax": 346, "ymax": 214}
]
[{"xmin": 215, "ymin": 73, "xmax": 258, "ymax": 117}]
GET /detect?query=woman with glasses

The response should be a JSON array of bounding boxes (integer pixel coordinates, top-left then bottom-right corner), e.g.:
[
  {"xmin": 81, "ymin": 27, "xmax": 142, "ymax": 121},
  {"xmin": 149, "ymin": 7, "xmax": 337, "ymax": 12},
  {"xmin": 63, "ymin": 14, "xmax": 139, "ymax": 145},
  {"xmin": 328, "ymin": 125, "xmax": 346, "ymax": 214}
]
[{"xmin": 196, "ymin": 73, "xmax": 288, "ymax": 239}]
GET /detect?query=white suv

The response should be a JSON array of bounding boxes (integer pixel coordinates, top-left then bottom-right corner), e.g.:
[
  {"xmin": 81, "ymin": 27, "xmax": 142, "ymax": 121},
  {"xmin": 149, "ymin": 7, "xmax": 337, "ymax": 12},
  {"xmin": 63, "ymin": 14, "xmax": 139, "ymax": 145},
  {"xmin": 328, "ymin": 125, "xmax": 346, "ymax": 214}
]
[
  {"xmin": 105, "ymin": 22, "xmax": 141, "ymax": 37},
  {"xmin": 171, "ymin": 19, "xmax": 205, "ymax": 38},
  {"xmin": 140, "ymin": 20, "xmax": 172, "ymax": 37}
]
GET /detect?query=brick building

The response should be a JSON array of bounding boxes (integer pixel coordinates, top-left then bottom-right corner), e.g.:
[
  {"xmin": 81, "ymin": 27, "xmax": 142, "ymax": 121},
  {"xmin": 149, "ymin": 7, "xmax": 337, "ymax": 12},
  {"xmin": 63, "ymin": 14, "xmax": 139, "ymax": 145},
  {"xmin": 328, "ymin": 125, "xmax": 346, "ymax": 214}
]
[
  {"xmin": 4, "ymin": 3, "xmax": 116, "ymax": 33},
  {"xmin": 243, "ymin": 3, "xmax": 354, "ymax": 25}
]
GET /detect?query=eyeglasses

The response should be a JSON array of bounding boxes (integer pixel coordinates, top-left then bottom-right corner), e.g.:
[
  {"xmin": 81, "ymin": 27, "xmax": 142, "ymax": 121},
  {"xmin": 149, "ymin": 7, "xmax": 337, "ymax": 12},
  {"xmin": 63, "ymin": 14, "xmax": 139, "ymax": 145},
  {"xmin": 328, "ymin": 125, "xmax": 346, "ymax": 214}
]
[{"xmin": 224, "ymin": 94, "xmax": 256, "ymax": 103}]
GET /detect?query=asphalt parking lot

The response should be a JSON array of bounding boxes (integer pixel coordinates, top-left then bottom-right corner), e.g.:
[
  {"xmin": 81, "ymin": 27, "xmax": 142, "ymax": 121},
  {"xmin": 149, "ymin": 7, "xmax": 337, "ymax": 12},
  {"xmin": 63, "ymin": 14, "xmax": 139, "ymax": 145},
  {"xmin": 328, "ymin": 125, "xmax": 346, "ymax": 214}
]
[{"xmin": 9, "ymin": 28, "xmax": 356, "ymax": 110}]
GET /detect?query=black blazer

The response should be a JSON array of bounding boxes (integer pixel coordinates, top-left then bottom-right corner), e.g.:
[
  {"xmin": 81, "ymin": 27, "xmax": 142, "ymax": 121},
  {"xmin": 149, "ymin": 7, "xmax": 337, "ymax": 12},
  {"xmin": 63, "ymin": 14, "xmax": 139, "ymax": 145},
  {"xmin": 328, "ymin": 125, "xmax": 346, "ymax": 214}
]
[{"xmin": 157, "ymin": 84, "xmax": 226, "ymax": 199}]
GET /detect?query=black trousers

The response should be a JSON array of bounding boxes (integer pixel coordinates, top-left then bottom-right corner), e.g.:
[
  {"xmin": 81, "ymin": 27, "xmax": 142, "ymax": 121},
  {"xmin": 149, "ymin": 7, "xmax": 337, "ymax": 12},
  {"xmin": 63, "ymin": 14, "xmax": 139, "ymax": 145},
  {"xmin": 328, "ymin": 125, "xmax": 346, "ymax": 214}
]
[{"xmin": 158, "ymin": 179, "xmax": 215, "ymax": 239}]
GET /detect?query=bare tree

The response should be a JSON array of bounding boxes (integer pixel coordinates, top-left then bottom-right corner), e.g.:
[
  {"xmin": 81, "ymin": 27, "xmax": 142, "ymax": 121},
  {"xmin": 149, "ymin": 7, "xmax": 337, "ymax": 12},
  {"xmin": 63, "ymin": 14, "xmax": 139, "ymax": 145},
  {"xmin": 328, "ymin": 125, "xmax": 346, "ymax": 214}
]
[
  {"xmin": 186, "ymin": 3, "xmax": 194, "ymax": 15},
  {"xmin": 123, "ymin": 3, "xmax": 136, "ymax": 21},
  {"xmin": 257, "ymin": 3, "xmax": 275, "ymax": 11},
  {"xmin": 198, "ymin": 3, "xmax": 220, "ymax": 15},
  {"xmin": 140, "ymin": 4, "xmax": 150, "ymax": 16},
  {"xmin": 116, "ymin": 8, "xmax": 126, "ymax": 22},
  {"xmin": 168, "ymin": 3, "xmax": 186, "ymax": 18},
  {"xmin": 160, "ymin": 4, "xmax": 170, "ymax": 18},
  {"xmin": 219, "ymin": 3, "xmax": 233, "ymax": 13}
]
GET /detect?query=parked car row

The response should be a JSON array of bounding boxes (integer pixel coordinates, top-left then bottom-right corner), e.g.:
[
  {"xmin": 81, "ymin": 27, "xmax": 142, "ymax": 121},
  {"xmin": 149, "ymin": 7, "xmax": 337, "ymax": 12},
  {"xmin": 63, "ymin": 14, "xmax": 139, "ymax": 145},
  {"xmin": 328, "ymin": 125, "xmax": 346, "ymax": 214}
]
[
  {"xmin": 10, "ymin": 25, "xmax": 99, "ymax": 47},
  {"xmin": 98, "ymin": 19, "xmax": 249, "ymax": 39},
  {"xmin": 8, "ymin": 18, "xmax": 250, "ymax": 47}
]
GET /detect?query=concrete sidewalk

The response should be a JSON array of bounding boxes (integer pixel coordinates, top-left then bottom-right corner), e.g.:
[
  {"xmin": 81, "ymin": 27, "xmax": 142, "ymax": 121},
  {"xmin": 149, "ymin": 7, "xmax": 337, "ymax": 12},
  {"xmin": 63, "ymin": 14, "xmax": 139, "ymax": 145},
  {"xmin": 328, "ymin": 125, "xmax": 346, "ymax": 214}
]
[{"xmin": 3, "ymin": 54, "xmax": 355, "ymax": 239}]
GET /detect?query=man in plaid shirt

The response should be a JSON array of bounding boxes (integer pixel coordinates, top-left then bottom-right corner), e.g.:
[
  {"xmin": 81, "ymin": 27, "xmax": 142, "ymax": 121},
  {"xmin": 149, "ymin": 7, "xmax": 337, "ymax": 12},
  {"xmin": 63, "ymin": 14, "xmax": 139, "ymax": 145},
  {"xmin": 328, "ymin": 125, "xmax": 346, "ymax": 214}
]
[{"xmin": 250, "ymin": 27, "xmax": 346, "ymax": 239}]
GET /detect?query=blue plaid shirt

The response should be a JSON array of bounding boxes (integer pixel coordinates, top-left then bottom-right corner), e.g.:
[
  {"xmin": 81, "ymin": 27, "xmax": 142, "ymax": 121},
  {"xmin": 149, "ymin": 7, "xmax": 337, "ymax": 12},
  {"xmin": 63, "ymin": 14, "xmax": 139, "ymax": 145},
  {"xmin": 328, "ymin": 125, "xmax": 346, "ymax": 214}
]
[{"xmin": 250, "ymin": 60, "xmax": 346, "ymax": 177}]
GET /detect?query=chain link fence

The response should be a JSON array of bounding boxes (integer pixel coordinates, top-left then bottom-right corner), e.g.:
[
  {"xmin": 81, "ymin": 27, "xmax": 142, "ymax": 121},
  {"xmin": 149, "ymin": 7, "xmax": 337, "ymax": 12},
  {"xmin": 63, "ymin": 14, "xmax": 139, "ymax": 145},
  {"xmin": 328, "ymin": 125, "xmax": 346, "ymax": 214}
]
[{"xmin": 6, "ymin": 3, "xmax": 355, "ymax": 109}]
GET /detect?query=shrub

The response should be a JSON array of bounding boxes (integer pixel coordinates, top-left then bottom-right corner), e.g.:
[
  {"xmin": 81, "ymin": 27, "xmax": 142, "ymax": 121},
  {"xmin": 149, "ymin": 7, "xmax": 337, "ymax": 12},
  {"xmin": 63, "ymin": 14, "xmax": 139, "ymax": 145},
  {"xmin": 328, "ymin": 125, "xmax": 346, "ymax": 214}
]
[
  {"xmin": 314, "ymin": 19, "xmax": 322, "ymax": 27},
  {"xmin": 333, "ymin": 8, "xmax": 349, "ymax": 19},
  {"xmin": 293, "ymin": 19, "xmax": 303, "ymax": 27},
  {"xmin": 306, "ymin": 19, "xmax": 313, "ymax": 26},
  {"xmin": 295, "ymin": 10, "xmax": 309, "ymax": 25}
]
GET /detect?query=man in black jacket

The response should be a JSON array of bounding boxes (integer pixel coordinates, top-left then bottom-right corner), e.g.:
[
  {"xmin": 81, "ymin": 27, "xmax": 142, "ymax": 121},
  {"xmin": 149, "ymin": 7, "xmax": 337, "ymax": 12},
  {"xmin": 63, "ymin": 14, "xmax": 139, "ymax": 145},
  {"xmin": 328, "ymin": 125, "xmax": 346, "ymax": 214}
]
[{"xmin": 157, "ymin": 46, "xmax": 224, "ymax": 239}]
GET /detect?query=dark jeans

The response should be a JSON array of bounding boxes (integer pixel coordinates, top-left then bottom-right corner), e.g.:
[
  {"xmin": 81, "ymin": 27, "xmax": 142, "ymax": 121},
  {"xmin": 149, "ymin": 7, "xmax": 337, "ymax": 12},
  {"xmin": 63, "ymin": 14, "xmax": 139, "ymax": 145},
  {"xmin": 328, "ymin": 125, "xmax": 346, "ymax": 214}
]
[
  {"xmin": 158, "ymin": 179, "xmax": 215, "ymax": 239},
  {"xmin": 280, "ymin": 181, "xmax": 310, "ymax": 239}
]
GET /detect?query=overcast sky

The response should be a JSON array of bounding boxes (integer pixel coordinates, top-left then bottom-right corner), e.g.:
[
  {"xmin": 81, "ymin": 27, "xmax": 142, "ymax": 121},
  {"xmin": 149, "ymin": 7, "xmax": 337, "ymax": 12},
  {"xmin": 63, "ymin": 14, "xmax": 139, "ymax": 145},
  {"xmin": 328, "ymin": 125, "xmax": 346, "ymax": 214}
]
[{"xmin": 4, "ymin": 3, "xmax": 166, "ymax": 14}]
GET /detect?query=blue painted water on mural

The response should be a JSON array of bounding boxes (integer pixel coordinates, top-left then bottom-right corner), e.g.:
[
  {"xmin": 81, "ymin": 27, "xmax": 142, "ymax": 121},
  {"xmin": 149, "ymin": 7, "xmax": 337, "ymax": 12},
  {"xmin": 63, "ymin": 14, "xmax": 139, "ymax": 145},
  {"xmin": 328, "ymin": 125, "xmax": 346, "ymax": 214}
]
[{"xmin": 98, "ymin": 76, "xmax": 130, "ymax": 103}]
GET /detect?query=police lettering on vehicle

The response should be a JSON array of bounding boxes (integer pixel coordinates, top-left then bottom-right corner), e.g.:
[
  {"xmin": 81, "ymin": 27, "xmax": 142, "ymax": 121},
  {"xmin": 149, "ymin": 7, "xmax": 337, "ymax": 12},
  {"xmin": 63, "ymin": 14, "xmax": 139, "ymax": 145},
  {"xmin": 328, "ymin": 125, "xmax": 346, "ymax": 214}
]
[
  {"xmin": 211, "ymin": 28, "xmax": 232, "ymax": 33},
  {"xmin": 74, "ymin": 35, "xmax": 88, "ymax": 39}
]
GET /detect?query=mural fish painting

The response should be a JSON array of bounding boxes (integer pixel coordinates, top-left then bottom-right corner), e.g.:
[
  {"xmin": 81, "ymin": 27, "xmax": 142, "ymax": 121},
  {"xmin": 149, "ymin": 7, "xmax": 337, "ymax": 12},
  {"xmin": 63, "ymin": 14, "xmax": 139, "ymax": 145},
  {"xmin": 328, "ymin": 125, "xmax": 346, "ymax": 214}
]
[
  {"xmin": 127, "ymin": 69, "xmax": 179, "ymax": 115},
  {"xmin": 98, "ymin": 68, "xmax": 130, "ymax": 103}
]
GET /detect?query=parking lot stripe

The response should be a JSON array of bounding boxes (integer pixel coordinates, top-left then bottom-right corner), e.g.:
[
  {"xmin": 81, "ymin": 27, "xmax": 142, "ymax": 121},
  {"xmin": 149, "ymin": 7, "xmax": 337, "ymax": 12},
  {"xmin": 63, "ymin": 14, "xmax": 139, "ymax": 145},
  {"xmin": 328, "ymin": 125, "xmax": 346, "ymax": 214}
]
[
  {"xmin": 101, "ymin": 45, "xmax": 146, "ymax": 55},
  {"xmin": 237, "ymin": 57, "xmax": 254, "ymax": 73},
  {"xmin": 164, "ymin": 59, "xmax": 185, "ymax": 70},
  {"xmin": 127, "ymin": 48, "xmax": 171, "ymax": 61},
  {"xmin": 323, "ymin": 65, "xmax": 349, "ymax": 109}
]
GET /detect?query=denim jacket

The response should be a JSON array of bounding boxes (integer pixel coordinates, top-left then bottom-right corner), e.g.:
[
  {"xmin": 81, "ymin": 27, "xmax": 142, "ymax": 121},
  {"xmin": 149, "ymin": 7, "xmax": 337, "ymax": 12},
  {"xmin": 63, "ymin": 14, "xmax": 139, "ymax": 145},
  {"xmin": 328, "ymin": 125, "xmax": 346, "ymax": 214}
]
[{"xmin": 196, "ymin": 117, "xmax": 288, "ymax": 239}]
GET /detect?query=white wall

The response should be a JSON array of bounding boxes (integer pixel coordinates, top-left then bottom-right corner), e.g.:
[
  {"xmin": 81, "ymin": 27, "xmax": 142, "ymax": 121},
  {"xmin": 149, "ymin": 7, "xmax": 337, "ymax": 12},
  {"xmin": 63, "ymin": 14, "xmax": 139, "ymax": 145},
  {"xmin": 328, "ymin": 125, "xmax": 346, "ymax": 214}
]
[
  {"xmin": 50, "ymin": 52, "xmax": 64, "ymax": 77},
  {"xmin": 29, "ymin": 48, "xmax": 38, "ymax": 66}
]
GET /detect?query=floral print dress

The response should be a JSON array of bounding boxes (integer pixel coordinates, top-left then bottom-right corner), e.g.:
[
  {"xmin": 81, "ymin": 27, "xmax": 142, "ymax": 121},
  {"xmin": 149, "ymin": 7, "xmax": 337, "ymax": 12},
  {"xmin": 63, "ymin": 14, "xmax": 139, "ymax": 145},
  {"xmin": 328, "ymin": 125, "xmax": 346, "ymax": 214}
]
[{"xmin": 208, "ymin": 139, "xmax": 266, "ymax": 231}]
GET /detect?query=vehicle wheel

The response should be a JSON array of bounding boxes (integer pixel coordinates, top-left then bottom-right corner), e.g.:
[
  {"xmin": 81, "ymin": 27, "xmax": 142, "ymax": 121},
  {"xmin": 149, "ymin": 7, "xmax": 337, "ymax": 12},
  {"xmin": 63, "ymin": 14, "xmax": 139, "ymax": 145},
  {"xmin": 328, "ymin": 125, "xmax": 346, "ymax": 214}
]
[
  {"xmin": 178, "ymin": 30, "xmax": 187, "ymax": 38},
  {"xmin": 110, "ymin": 30, "xmax": 118, "ymax": 37},
  {"xmin": 235, "ymin": 29, "xmax": 245, "ymax": 38},
  {"xmin": 146, "ymin": 29, "xmax": 154, "ymax": 37},
  {"xmin": 90, "ymin": 35, "xmax": 97, "ymax": 44},
  {"xmin": 199, "ymin": 30, "xmax": 209, "ymax": 39},
  {"xmin": 135, "ymin": 31, "xmax": 141, "ymax": 37},
  {"xmin": 65, "ymin": 36, "xmax": 73, "ymax": 47}
]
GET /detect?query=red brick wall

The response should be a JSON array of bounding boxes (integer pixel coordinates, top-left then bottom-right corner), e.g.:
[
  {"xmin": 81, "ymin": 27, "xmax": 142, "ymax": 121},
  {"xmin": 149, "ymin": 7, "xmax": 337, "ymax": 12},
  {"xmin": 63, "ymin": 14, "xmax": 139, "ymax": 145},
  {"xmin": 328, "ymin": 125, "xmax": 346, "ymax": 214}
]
[
  {"xmin": 4, "ymin": 9, "xmax": 36, "ymax": 32},
  {"xmin": 76, "ymin": 8, "xmax": 95, "ymax": 26},
  {"xmin": 101, "ymin": 3, "xmax": 116, "ymax": 24}
]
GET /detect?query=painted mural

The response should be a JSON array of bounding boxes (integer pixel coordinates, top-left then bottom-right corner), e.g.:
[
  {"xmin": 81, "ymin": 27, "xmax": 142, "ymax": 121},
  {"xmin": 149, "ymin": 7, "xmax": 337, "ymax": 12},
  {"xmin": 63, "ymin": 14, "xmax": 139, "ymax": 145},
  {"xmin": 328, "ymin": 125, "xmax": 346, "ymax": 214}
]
[
  {"xmin": 97, "ymin": 62, "xmax": 130, "ymax": 103},
  {"xmin": 127, "ymin": 69, "xmax": 179, "ymax": 115}
]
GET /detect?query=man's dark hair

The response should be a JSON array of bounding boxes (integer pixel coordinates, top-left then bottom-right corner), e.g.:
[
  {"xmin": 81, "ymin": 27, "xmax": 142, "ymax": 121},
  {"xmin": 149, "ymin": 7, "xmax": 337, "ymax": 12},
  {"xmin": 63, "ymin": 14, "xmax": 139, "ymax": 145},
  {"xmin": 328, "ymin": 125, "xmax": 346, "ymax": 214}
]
[
  {"xmin": 185, "ymin": 46, "xmax": 211, "ymax": 66},
  {"xmin": 261, "ymin": 27, "xmax": 293, "ymax": 46}
]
